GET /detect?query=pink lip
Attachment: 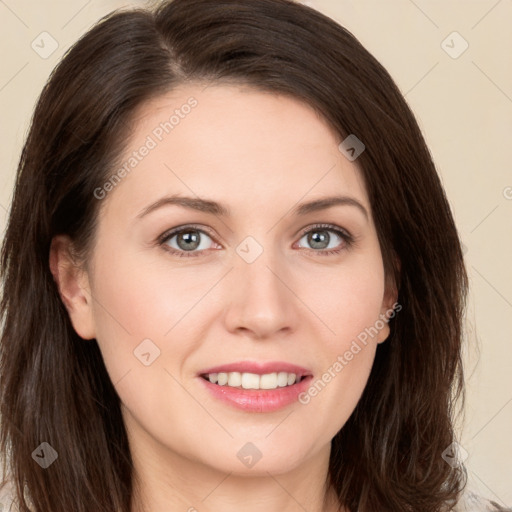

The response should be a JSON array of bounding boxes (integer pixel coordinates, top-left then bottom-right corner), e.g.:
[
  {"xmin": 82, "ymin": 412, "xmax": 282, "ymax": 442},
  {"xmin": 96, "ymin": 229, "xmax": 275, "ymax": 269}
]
[{"xmin": 197, "ymin": 361, "xmax": 313, "ymax": 413}]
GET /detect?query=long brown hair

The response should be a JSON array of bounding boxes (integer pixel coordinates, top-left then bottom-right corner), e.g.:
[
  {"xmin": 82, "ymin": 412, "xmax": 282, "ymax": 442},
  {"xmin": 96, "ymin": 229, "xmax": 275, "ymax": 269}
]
[{"xmin": 1, "ymin": 1, "xmax": 469, "ymax": 510}]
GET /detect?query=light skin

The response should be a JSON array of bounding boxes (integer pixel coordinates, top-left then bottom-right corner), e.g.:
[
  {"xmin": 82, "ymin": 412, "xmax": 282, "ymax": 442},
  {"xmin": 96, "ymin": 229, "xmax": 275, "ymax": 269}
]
[{"xmin": 50, "ymin": 83, "xmax": 397, "ymax": 512}]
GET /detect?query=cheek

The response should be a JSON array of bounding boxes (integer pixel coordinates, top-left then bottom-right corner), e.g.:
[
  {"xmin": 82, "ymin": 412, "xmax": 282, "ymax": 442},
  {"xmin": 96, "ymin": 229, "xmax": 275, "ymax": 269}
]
[
  {"xmin": 87, "ymin": 249, "xmax": 206, "ymax": 430},
  {"xmin": 298, "ymin": 306, "xmax": 379, "ymax": 444},
  {"xmin": 90, "ymin": 245, "xmax": 208, "ymax": 339},
  {"xmin": 303, "ymin": 253, "xmax": 386, "ymax": 348},
  {"xmin": 295, "ymin": 255, "xmax": 385, "ymax": 430},
  {"xmin": 86, "ymin": 249, "xmax": 169, "ymax": 377}
]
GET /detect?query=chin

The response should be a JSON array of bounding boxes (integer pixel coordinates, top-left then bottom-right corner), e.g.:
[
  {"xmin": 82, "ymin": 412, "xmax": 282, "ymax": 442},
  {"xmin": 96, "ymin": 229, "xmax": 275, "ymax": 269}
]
[{"xmin": 202, "ymin": 442, "xmax": 313, "ymax": 476}]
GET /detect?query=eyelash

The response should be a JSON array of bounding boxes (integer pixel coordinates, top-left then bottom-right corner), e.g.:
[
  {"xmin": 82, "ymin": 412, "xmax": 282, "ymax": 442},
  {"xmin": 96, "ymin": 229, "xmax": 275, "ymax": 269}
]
[{"xmin": 157, "ymin": 223, "xmax": 355, "ymax": 258}]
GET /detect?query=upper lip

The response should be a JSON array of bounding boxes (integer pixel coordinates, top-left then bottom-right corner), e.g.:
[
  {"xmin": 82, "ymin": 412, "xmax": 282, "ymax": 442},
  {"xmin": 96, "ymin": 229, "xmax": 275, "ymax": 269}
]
[{"xmin": 199, "ymin": 361, "xmax": 312, "ymax": 378}]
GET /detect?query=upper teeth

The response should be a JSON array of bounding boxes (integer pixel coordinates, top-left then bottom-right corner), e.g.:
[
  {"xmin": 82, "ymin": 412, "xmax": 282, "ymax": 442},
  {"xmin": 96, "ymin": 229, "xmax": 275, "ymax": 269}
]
[{"xmin": 206, "ymin": 372, "xmax": 300, "ymax": 390}]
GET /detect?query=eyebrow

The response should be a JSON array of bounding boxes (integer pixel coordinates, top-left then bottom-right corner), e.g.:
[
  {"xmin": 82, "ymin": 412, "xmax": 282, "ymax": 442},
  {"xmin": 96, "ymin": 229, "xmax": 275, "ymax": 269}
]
[
  {"xmin": 292, "ymin": 196, "xmax": 368, "ymax": 220},
  {"xmin": 136, "ymin": 194, "xmax": 369, "ymax": 221}
]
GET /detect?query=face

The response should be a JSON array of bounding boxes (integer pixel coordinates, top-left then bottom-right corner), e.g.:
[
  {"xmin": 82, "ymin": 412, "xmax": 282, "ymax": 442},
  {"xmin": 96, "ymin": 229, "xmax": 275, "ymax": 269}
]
[{"xmin": 52, "ymin": 83, "xmax": 396, "ymax": 478}]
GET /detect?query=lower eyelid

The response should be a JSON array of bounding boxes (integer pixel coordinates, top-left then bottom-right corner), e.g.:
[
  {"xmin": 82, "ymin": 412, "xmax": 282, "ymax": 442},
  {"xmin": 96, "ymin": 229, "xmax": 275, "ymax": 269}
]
[{"xmin": 294, "ymin": 239, "xmax": 347, "ymax": 255}]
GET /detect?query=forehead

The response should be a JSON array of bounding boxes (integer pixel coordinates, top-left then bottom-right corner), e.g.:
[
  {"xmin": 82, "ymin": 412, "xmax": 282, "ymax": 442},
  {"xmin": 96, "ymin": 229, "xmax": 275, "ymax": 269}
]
[{"xmin": 99, "ymin": 82, "xmax": 370, "ymax": 221}]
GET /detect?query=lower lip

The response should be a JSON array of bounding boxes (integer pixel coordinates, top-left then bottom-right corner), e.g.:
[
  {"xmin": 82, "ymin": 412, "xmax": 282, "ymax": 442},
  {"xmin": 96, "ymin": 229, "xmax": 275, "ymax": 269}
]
[{"xmin": 198, "ymin": 375, "xmax": 313, "ymax": 412}]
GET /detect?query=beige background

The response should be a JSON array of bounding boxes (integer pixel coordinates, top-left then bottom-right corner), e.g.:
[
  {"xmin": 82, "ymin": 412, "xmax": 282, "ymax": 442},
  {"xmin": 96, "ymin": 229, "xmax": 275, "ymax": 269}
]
[{"xmin": 1, "ymin": 0, "xmax": 510, "ymax": 505}]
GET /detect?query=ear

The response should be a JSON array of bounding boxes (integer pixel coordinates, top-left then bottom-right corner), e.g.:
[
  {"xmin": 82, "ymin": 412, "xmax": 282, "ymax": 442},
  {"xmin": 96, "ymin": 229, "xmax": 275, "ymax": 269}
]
[
  {"xmin": 376, "ymin": 254, "xmax": 401, "ymax": 344},
  {"xmin": 49, "ymin": 235, "xmax": 96, "ymax": 340}
]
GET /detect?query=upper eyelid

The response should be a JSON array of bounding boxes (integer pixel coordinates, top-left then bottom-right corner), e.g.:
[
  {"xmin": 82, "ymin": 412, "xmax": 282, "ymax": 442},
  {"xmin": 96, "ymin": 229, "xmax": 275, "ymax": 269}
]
[
  {"xmin": 158, "ymin": 224, "xmax": 216, "ymax": 243},
  {"xmin": 297, "ymin": 223, "xmax": 351, "ymax": 238}
]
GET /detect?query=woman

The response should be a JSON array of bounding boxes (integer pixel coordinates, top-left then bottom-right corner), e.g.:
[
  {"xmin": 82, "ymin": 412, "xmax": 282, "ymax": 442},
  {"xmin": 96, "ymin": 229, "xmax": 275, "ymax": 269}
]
[{"xmin": 0, "ymin": 0, "xmax": 508, "ymax": 510}]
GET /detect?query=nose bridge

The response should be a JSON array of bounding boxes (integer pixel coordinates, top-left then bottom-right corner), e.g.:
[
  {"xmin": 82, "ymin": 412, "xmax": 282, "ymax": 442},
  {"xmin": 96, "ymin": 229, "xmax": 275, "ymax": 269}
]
[{"xmin": 223, "ymin": 235, "xmax": 297, "ymax": 337}]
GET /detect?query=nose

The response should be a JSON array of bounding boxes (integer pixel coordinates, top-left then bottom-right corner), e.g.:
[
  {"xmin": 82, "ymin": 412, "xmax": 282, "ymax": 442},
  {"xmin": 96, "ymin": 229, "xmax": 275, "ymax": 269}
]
[{"xmin": 222, "ymin": 248, "xmax": 299, "ymax": 340}]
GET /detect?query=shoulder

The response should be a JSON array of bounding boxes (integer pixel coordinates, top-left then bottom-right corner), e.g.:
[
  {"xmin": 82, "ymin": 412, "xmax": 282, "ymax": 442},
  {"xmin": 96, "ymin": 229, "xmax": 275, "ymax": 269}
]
[
  {"xmin": 453, "ymin": 487, "xmax": 512, "ymax": 512},
  {"xmin": 0, "ymin": 478, "xmax": 19, "ymax": 511},
  {"xmin": 0, "ymin": 477, "xmax": 30, "ymax": 512}
]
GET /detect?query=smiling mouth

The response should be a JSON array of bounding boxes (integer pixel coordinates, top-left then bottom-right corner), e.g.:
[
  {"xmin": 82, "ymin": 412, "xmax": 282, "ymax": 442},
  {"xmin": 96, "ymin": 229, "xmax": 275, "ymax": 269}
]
[{"xmin": 201, "ymin": 371, "xmax": 308, "ymax": 390}]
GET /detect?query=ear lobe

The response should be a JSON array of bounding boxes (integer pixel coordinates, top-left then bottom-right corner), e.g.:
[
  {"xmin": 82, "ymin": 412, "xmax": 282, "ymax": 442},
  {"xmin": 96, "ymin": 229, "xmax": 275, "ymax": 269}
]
[
  {"xmin": 49, "ymin": 235, "xmax": 96, "ymax": 340},
  {"xmin": 377, "ymin": 265, "xmax": 401, "ymax": 345},
  {"xmin": 376, "ymin": 300, "xmax": 394, "ymax": 345}
]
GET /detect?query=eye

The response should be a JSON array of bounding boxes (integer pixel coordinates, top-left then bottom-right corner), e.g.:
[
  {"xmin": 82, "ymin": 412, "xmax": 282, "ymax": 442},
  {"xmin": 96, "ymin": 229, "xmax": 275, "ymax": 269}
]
[
  {"xmin": 295, "ymin": 224, "xmax": 354, "ymax": 255},
  {"xmin": 158, "ymin": 225, "xmax": 219, "ymax": 257},
  {"xmin": 157, "ymin": 223, "xmax": 354, "ymax": 258}
]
